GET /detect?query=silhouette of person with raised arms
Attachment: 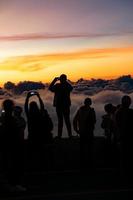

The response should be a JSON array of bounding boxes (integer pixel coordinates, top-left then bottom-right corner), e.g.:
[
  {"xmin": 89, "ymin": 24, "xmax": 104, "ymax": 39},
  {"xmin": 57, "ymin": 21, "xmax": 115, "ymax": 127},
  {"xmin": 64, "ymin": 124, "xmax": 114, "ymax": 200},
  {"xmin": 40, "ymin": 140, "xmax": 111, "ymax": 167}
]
[
  {"xmin": 73, "ymin": 98, "xmax": 96, "ymax": 169},
  {"xmin": 24, "ymin": 91, "xmax": 53, "ymax": 170},
  {"xmin": 0, "ymin": 99, "xmax": 26, "ymax": 191},
  {"xmin": 25, "ymin": 91, "xmax": 53, "ymax": 145},
  {"xmin": 115, "ymin": 95, "xmax": 133, "ymax": 180},
  {"xmin": 49, "ymin": 74, "xmax": 73, "ymax": 138}
]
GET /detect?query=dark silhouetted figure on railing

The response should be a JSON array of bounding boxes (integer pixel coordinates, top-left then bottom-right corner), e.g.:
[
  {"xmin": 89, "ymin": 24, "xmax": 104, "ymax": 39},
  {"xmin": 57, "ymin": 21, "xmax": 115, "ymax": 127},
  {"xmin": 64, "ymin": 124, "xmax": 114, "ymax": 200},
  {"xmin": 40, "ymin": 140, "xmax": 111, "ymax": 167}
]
[
  {"xmin": 73, "ymin": 98, "xmax": 96, "ymax": 170},
  {"xmin": 49, "ymin": 74, "xmax": 73, "ymax": 138},
  {"xmin": 115, "ymin": 95, "xmax": 133, "ymax": 180},
  {"xmin": 24, "ymin": 91, "xmax": 53, "ymax": 170},
  {"xmin": 0, "ymin": 99, "xmax": 26, "ymax": 191}
]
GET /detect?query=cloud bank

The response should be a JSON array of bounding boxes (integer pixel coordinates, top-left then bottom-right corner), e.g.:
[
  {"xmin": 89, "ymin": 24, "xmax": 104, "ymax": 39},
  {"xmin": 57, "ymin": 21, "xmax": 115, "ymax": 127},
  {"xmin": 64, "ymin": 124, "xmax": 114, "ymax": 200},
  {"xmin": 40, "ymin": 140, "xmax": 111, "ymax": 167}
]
[
  {"xmin": 0, "ymin": 31, "xmax": 133, "ymax": 41},
  {"xmin": 0, "ymin": 88, "xmax": 133, "ymax": 138},
  {"xmin": 0, "ymin": 47, "xmax": 133, "ymax": 72}
]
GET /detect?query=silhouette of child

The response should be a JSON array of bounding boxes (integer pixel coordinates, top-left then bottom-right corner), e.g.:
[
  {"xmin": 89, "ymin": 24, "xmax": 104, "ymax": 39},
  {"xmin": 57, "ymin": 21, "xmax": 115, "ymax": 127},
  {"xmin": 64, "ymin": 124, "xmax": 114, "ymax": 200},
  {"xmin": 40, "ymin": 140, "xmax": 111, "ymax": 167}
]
[{"xmin": 101, "ymin": 103, "xmax": 116, "ymax": 143}]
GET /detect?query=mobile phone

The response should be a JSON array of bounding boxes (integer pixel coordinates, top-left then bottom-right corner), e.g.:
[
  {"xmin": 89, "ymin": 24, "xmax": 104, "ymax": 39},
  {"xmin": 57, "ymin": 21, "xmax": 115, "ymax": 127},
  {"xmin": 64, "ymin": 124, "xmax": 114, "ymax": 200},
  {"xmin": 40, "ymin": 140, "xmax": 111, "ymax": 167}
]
[{"xmin": 30, "ymin": 91, "xmax": 36, "ymax": 95}]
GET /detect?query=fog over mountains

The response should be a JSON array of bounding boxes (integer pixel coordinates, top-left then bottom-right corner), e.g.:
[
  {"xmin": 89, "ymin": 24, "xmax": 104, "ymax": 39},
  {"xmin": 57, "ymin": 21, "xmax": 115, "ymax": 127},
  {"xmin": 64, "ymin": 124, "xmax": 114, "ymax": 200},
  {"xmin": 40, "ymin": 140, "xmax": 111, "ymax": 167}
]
[{"xmin": 73, "ymin": 75, "xmax": 133, "ymax": 95}]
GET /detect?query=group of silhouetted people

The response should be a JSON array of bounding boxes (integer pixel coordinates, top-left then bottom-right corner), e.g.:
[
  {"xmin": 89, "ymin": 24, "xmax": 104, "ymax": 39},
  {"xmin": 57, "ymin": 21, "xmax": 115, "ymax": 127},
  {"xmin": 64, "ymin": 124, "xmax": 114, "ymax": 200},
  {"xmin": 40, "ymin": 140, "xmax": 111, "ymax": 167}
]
[{"xmin": 0, "ymin": 74, "xmax": 133, "ymax": 191}]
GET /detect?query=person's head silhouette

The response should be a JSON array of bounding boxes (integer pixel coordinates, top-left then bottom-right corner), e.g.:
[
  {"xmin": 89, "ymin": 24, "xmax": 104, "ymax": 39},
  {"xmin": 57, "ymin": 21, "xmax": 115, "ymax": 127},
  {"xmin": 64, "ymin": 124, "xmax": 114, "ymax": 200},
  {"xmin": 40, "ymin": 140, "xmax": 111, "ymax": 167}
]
[
  {"xmin": 104, "ymin": 103, "xmax": 113, "ymax": 114},
  {"xmin": 14, "ymin": 106, "xmax": 23, "ymax": 117},
  {"xmin": 60, "ymin": 74, "xmax": 67, "ymax": 84},
  {"xmin": 2, "ymin": 99, "xmax": 14, "ymax": 114},
  {"xmin": 84, "ymin": 98, "xmax": 92, "ymax": 107},
  {"xmin": 29, "ymin": 101, "xmax": 39, "ymax": 114},
  {"xmin": 121, "ymin": 95, "xmax": 131, "ymax": 108}
]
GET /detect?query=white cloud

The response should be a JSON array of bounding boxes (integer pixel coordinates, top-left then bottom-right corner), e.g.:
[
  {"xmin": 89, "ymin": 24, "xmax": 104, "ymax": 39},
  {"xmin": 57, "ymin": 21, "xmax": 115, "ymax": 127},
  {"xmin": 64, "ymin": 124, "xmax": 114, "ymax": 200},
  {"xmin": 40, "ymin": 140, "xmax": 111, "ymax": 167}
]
[{"xmin": 0, "ymin": 89, "xmax": 133, "ymax": 138}]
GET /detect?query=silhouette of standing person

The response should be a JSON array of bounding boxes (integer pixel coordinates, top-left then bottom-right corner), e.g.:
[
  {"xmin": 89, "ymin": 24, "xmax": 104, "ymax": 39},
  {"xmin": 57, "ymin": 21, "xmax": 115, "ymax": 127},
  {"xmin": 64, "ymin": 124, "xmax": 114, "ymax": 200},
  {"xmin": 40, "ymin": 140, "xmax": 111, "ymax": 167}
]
[
  {"xmin": 115, "ymin": 95, "xmax": 133, "ymax": 180},
  {"xmin": 101, "ymin": 103, "xmax": 116, "ymax": 167},
  {"xmin": 13, "ymin": 106, "xmax": 26, "ymax": 143},
  {"xmin": 24, "ymin": 91, "xmax": 53, "ymax": 170},
  {"xmin": 73, "ymin": 98, "xmax": 96, "ymax": 169},
  {"xmin": 101, "ymin": 103, "xmax": 116, "ymax": 144},
  {"xmin": 13, "ymin": 106, "xmax": 26, "ymax": 176},
  {"xmin": 49, "ymin": 74, "xmax": 73, "ymax": 138},
  {"xmin": 0, "ymin": 99, "xmax": 26, "ymax": 191}
]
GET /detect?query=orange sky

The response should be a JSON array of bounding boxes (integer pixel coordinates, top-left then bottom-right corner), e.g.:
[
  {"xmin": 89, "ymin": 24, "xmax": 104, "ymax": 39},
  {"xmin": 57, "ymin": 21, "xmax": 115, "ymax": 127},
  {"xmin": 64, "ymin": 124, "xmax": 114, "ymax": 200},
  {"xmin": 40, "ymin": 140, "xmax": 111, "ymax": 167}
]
[
  {"xmin": 0, "ymin": 0, "xmax": 133, "ymax": 85},
  {"xmin": 0, "ymin": 46, "xmax": 133, "ymax": 85}
]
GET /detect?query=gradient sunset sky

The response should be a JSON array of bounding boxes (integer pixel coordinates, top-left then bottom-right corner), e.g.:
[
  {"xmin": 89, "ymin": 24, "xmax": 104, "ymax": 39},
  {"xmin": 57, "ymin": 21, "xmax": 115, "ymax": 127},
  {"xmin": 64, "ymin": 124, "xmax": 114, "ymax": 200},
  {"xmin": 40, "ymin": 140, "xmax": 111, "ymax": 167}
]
[{"xmin": 0, "ymin": 0, "xmax": 133, "ymax": 85}]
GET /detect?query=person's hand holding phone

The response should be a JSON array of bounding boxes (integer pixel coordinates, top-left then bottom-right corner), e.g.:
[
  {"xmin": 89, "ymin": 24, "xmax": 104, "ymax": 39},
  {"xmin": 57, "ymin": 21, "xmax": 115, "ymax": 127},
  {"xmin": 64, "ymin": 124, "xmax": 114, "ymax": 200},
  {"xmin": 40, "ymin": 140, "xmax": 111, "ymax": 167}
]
[{"xmin": 54, "ymin": 77, "xmax": 60, "ymax": 82}]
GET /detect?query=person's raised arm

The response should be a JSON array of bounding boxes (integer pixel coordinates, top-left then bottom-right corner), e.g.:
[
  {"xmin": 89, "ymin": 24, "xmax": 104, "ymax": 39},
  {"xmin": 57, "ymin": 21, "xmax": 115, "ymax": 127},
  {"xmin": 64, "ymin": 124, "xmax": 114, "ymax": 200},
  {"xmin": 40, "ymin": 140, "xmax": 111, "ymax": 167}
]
[
  {"xmin": 49, "ymin": 77, "xmax": 59, "ymax": 92},
  {"xmin": 67, "ymin": 80, "xmax": 73, "ymax": 92},
  {"xmin": 24, "ymin": 92, "xmax": 31, "ymax": 117},
  {"xmin": 36, "ymin": 92, "xmax": 45, "ymax": 111}
]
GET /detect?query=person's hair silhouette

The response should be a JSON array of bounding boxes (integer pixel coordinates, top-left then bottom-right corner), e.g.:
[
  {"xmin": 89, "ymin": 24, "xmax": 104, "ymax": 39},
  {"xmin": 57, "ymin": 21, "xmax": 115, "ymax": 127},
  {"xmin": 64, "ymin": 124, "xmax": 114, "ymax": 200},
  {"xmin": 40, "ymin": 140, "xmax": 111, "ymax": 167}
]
[
  {"xmin": 49, "ymin": 74, "xmax": 73, "ymax": 138},
  {"xmin": 121, "ymin": 95, "xmax": 131, "ymax": 108},
  {"xmin": 2, "ymin": 99, "xmax": 14, "ymax": 114}
]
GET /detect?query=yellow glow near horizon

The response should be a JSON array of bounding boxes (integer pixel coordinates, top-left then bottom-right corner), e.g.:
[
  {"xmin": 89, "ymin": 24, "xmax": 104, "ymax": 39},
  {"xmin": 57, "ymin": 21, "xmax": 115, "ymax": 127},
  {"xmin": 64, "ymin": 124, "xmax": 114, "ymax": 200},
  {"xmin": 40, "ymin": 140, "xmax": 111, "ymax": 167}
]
[{"xmin": 0, "ymin": 47, "xmax": 133, "ymax": 86}]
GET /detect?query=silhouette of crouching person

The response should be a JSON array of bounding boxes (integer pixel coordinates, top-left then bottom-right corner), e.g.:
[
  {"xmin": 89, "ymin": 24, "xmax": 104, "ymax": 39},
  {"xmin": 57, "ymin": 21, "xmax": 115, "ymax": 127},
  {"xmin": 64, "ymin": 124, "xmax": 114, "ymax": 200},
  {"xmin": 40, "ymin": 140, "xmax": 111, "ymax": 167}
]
[{"xmin": 73, "ymin": 98, "xmax": 96, "ymax": 170}]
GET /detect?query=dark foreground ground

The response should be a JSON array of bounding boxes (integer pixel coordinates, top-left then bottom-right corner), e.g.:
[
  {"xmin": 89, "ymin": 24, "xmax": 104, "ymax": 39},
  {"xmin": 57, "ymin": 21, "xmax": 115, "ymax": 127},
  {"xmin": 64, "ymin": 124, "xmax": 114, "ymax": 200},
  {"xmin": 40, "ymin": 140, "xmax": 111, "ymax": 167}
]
[{"xmin": 0, "ymin": 136, "xmax": 132, "ymax": 199}]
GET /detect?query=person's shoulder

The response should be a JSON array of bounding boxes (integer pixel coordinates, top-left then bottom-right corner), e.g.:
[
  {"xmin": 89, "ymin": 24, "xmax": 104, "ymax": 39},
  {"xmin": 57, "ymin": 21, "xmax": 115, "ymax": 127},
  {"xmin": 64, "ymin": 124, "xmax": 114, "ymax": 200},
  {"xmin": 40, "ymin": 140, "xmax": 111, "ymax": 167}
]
[
  {"xmin": 79, "ymin": 105, "xmax": 85, "ymax": 110},
  {"xmin": 65, "ymin": 81, "xmax": 73, "ymax": 89},
  {"xmin": 115, "ymin": 107, "xmax": 123, "ymax": 114},
  {"xmin": 102, "ymin": 114, "xmax": 107, "ymax": 118},
  {"xmin": 75, "ymin": 106, "xmax": 84, "ymax": 114},
  {"xmin": 89, "ymin": 107, "xmax": 95, "ymax": 113}
]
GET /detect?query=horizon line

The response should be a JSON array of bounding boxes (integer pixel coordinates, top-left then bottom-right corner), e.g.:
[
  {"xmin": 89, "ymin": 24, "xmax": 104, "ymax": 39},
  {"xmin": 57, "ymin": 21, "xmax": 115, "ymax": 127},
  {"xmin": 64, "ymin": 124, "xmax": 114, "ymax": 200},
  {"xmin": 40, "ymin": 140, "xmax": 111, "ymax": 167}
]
[{"xmin": 0, "ymin": 74, "xmax": 132, "ymax": 87}]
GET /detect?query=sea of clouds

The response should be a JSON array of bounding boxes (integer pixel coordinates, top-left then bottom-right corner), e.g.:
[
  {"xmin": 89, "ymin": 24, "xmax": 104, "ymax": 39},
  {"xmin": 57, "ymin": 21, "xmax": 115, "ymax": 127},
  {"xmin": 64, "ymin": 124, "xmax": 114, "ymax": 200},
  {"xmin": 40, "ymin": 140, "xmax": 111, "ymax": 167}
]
[{"xmin": 0, "ymin": 89, "xmax": 133, "ymax": 138}]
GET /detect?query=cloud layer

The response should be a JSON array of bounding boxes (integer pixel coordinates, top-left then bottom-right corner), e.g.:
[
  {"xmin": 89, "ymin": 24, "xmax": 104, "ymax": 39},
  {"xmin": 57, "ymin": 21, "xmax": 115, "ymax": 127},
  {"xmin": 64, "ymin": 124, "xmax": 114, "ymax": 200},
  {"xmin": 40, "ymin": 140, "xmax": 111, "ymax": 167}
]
[
  {"xmin": 0, "ymin": 31, "xmax": 133, "ymax": 41},
  {"xmin": 0, "ymin": 88, "xmax": 133, "ymax": 138},
  {"xmin": 0, "ymin": 47, "xmax": 133, "ymax": 72}
]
